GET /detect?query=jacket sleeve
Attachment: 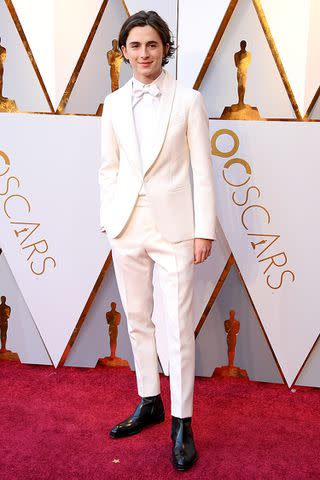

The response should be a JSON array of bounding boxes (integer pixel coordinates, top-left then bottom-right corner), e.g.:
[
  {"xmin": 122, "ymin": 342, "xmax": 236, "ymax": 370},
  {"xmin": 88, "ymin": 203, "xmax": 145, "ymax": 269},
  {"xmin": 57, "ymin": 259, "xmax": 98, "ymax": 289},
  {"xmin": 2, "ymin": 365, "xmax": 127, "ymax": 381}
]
[
  {"xmin": 98, "ymin": 95, "xmax": 120, "ymax": 230},
  {"xmin": 187, "ymin": 90, "xmax": 216, "ymax": 240}
]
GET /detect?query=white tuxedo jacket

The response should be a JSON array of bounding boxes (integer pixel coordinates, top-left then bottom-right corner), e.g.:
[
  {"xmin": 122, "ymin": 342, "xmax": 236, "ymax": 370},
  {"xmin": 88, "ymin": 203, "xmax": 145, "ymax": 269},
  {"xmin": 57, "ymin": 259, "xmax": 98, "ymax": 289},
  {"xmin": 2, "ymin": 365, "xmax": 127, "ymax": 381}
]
[{"xmin": 99, "ymin": 70, "xmax": 216, "ymax": 243}]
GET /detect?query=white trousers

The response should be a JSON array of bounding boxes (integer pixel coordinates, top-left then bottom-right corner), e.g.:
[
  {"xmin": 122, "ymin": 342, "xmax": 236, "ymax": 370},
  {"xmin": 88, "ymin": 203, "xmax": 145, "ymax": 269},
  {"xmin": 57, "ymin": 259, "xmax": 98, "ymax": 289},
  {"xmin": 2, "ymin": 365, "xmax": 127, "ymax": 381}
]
[{"xmin": 109, "ymin": 195, "xmax": 195, "ymax": 418}]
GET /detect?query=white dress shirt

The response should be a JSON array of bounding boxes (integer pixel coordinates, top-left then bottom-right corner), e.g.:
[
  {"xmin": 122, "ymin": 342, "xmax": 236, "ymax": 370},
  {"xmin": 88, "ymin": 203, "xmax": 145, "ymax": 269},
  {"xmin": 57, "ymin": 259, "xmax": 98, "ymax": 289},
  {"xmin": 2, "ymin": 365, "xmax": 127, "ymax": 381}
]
[{"xmin": 132, "ymin": 70, "xmax": 165, "ymax": 194}]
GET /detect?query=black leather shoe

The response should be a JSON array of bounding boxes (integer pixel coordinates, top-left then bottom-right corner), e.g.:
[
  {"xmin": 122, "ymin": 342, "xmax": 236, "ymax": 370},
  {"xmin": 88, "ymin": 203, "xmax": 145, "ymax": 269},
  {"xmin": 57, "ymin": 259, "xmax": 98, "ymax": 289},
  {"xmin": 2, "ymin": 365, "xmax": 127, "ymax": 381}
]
[
  {"xmin": 171, "ymin": 416, "xmax": 198, "ymax": 471},
  {"xmin": 109, "ymin": 394, "xmax": 164, "ymax": 438}
]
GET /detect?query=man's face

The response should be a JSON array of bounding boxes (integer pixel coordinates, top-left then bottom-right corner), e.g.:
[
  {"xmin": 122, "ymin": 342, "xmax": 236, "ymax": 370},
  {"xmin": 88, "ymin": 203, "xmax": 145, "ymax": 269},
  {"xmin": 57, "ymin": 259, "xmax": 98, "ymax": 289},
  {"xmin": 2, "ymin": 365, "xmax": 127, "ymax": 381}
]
[{"xmin": 121, "ymin": 25, "xmax": 168, "ymax": 83}]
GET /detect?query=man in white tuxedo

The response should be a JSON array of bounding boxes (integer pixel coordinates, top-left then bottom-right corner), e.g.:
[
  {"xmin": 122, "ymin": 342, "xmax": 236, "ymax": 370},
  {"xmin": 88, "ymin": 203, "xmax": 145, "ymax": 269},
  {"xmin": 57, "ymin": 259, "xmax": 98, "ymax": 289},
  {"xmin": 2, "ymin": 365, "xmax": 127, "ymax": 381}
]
[{"xmin": 99, "ymin": 10, "xmax": 215, "ymax": 471}]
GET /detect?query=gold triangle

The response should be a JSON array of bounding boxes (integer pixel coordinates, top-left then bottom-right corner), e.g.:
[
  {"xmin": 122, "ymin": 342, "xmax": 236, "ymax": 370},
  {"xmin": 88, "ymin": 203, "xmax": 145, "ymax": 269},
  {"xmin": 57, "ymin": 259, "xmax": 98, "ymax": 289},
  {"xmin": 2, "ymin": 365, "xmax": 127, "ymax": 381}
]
[
  {"xmin": 233, "ymin": 258, "xmax": 287, "ymax": 384},
  {"xmin": 58, "ymin": 252, "xmax": 112, "ymax": 366},
  {"xmin": 292, "ymin": 334, "xmax": 320, "ymax": 386},
  {"xmin": 56, "ymin": 0, "xmax": 110, "ymax": 114},
  {"xmin": 304, "ymin": 85, "xmax": 320, "ymax": 120},
  {"xmin": 4, "ymin": 0, "xmax": 54, "ymax": 112},
  {"xmin": 193, "ymin": 0, "xmax": 238, "ymax": 91},
  {"xmin": 195, "ymin": 253, "xmax": 287, "ymax": 385},
  {"xmin": 121, "ymin": 0, "xmax": 130, "ymax": 17},
  {"xmin": 195, "ymin": 254, "xmax": 235, "ymax": 337},
  {"xmin": 194, "ymin": 0, "xmax": 302, "ymax": 120},
  {"xmin": 252, "ymin": 0, "xmax": 301, "ymax": 119}
]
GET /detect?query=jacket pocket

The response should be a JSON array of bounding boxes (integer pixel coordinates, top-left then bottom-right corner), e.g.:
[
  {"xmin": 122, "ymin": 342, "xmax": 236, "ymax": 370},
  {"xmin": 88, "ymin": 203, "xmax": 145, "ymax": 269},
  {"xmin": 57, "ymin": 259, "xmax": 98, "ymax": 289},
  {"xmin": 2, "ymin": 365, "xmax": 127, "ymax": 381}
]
[{"xmin": 168, "ymin": 184, "xmax": 187, "ymax": 192}]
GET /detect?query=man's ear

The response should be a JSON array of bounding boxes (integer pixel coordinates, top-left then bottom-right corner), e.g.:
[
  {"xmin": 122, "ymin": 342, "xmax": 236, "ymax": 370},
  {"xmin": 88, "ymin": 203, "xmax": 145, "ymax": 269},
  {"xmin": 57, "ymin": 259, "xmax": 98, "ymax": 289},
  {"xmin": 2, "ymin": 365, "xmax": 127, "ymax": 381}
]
[
  {"xmin": 165, "ymin": 43, "xmax": 170, "ymax": 56},
  {"xmin": 121, "ymin": 45, "xmax": 128, "ymax": 60}
]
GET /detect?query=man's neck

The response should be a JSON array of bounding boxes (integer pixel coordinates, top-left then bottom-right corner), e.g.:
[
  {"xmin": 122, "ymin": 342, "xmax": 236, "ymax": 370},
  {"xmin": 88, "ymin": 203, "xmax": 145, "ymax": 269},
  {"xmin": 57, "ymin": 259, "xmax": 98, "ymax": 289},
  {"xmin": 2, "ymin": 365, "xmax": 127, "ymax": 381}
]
[{"xmin": 133, "ymin": 69, "xmax": 163, "ymax": 85}]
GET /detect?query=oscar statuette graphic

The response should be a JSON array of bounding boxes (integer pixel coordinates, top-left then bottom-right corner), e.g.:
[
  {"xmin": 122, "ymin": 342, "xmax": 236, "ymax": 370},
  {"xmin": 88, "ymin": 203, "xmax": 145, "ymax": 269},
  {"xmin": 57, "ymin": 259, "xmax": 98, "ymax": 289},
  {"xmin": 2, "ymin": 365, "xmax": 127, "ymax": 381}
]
[
  {"xmin": 213, "ymin": 310, "xmax": 248, "ymax": 378},
  {"xmin": 221, "ymin": 40, "xmax": 261, "ymax": 120},
  {"xmin": 98, "ymin": 302, "xmax": 129, "ymax": 367},
  {"xmin": 0, "ymin": 295, "xmax": 20, "ymax": 361},
  {"xmin": 107, "ymin": 39, "xmax": 123, "ymax": 93},
  {"xmin": 96, "ymin": 39, "xmax": 123, "ymax": 115},
  {"xmin": 0, "ymin": 38, "xmax": 18, "ymax": 113}
]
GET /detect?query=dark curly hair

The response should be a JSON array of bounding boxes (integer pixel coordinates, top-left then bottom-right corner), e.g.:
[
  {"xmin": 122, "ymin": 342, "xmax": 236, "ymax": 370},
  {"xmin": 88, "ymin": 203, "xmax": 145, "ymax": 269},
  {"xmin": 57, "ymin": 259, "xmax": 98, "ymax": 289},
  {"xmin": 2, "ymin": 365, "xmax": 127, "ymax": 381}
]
[{"xmin": 118, "ymin": 10, "xmax": 175, "ymax": 66}]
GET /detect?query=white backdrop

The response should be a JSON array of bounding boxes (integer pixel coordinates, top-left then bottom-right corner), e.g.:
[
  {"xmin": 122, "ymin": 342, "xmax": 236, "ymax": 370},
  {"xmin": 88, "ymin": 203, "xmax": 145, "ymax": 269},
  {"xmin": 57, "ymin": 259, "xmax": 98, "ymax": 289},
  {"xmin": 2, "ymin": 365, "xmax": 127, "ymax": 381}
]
[
  {"xmin": 0, "ymin": 113, "xmax": 108, "ymax": 366},
  {"xmin": 1, "ymin": 0, "xmax": 320, "ymax": 388},
  {"xmin": 210, "ymin": 120, "xmax": 320, "ymax": 386}
]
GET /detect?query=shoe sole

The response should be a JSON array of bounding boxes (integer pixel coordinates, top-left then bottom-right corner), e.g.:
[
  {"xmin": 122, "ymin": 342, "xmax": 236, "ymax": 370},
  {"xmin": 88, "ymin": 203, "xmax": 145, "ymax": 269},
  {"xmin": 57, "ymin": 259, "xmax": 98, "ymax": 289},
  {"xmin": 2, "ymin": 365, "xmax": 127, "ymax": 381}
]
[
  {"xmin": 109, "ymin": 413, "xmax": 165, "ymax": 439},
  {"xmin": 171, "ymin": 453, "xmax": 199, "ymax": 471}
]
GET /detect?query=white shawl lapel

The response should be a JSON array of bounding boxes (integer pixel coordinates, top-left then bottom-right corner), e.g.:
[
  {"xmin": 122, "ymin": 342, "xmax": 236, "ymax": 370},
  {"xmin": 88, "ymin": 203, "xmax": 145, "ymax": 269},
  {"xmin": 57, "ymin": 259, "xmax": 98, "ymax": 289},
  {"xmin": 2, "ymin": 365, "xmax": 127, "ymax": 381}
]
[
  {"xmin": 143, "ymin": 71, "xmax": 176, "ymax": 175},
  {"xmin": 114, "ymin": 71, "xmax": 176, "ymax": 177},
  {"xmin": 115, "ymin": 79, "xmax": 142, "ymax": 177}
]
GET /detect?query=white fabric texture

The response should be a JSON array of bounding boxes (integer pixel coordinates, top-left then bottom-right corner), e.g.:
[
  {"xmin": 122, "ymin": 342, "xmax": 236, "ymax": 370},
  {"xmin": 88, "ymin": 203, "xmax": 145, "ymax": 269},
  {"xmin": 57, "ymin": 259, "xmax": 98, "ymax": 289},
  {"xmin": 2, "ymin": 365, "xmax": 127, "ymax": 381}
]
[
  {"xmin": 99, "ymin": 69, "xmax": 216, "ymax": 417},
  {"xmin": 110, "ymin": 195, "xmax": 195, "ymax": 418},
  {"xmin": 99, "ymin": 71, "xmax": 216, "ymax": 242},
  {"xmin": 132, "ymin": 70, "xmax": 165, "ymax": 194}
]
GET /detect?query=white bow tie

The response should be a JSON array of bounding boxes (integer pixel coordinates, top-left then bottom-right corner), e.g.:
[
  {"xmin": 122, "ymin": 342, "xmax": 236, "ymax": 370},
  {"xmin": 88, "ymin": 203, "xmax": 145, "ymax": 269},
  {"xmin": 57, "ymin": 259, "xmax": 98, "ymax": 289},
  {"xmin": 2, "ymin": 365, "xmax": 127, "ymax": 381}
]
[{"xmin": 132, "ymin": 83, "xmax": 160, "ymax": 99}]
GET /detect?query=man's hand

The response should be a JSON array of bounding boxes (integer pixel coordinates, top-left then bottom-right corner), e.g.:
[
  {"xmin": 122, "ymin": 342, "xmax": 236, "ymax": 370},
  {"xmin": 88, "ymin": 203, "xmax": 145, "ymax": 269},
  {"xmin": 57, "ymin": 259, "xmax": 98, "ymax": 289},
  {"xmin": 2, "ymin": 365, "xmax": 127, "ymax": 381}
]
[{"xmin": 194, "ymin": 238, "xmax": 213, "ymax": 264}]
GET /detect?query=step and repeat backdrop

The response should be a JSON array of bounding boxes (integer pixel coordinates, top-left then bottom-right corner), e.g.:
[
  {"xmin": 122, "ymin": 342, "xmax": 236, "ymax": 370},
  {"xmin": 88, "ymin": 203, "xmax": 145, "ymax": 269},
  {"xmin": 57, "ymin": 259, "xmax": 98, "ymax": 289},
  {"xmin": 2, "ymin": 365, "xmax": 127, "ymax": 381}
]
[{"xmin": 0, "ymin": 0, "xmax": 319, "ymax": 388}]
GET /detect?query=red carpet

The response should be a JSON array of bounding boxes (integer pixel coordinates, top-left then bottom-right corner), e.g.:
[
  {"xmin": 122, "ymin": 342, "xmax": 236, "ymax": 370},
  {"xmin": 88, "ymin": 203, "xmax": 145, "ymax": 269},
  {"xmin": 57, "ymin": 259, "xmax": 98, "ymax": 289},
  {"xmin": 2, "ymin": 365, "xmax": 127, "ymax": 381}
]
[{"xmin": 1, "ymin": 361, "xmax": 320, "ymax": 479}]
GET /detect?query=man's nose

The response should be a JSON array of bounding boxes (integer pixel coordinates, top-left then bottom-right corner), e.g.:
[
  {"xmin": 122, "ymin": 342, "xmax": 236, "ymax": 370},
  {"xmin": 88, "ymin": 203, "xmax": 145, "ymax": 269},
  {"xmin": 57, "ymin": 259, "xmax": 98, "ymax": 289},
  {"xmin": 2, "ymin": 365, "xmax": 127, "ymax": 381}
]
[{"xmin": 140, "ymin": 46, "xmax": 149, "ymax": 58}]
